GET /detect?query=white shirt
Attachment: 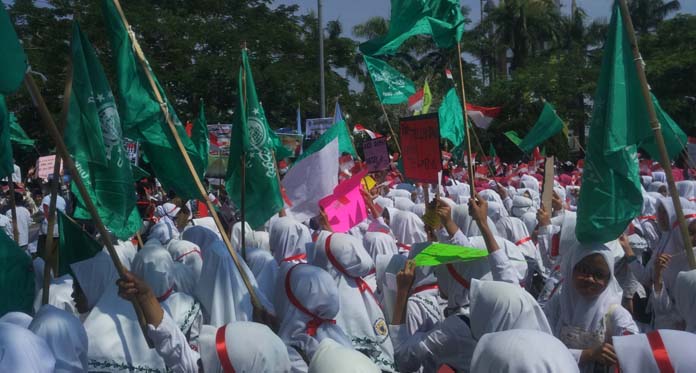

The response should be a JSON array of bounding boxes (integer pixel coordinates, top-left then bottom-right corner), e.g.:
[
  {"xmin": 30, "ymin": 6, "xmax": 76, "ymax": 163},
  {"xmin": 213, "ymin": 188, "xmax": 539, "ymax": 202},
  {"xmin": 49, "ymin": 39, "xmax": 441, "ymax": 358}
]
[
  {"xmin": 0, "ymin": 214, "xmax": 12, "ymax": 238},
  {"xmin": 40, "ymin": 195, "xmax": 66, "ymax": 236},
  {"xmin": 12, "ymin": 164, "xmax": 21, "ymax": 183},
  {"xmin": 6, "ymin": 206, "xmax": 32, "ymax": 246}
]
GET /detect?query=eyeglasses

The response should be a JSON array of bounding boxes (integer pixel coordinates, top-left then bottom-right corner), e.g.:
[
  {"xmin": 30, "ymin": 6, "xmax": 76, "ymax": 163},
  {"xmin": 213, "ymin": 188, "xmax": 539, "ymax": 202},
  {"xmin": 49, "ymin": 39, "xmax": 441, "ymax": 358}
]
[{"xmin": 573, "ymin": 262, "xmax": 610, "ymax": 282}]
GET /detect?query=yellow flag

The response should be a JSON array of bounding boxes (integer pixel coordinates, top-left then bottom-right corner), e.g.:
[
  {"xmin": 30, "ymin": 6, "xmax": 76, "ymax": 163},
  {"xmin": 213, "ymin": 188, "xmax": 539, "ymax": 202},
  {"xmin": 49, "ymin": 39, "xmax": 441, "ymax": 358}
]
[{"xmin": 415, "ymin": 81, "xmax": 432, "ymax": 115}]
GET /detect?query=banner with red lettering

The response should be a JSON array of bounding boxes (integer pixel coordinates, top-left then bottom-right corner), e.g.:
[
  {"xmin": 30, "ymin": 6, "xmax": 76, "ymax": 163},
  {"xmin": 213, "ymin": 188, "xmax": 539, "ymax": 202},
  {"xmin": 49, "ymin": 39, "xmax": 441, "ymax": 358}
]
[{"xmin": 399, "ymin": 114, "xmax": 442, "ymax": 183}]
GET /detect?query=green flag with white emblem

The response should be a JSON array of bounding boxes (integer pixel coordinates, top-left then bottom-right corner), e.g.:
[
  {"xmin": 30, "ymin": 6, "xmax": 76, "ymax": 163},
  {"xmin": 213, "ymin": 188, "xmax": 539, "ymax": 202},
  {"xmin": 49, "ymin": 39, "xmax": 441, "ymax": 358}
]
[{"xmin": 0, "ymin": 5, "xmax": 27, "ymax": 94}]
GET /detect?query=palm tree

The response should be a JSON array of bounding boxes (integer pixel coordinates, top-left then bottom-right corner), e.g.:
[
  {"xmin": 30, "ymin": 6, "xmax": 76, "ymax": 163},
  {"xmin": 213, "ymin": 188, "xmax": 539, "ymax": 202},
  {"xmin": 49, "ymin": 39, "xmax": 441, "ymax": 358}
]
[{"xmin": 628, "ymin": 0, "xmax": 681, "ymax": 34}]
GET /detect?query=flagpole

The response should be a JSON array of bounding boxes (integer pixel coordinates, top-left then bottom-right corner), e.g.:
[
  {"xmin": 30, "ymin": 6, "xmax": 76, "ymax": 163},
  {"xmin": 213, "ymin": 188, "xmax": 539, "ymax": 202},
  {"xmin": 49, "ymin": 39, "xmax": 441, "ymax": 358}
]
[
  {"xmin": 23, "ymin": 73, "xmax": 154, "ymax": 346},
  {"xmin": 42, "ymin": 58, "xmax": 73, "ymax": 305},
  {"xmin": 456, "ymin": 42, "xmax": 476, "ymax": 195},
  {"xmin": 468, "ymin": 123, "xmax": 497, "ymax": 177},
  {"xmin": 618, "ymin": 0, "xmax": 696, "ymax": 270},
  {"xmin": 239, "ymin": 42, "xmax": 248, "ymax": 261},
  {"xmin": 110, "ymin": 0, "xmax": 263, "ymax": 310},
  {"xmin": 8, "ymin": 179, "xmax": 18, "ymax": 242},
  {"xmin": 379, "ymin": 102, "xmax": 402, "ymax": 154}
]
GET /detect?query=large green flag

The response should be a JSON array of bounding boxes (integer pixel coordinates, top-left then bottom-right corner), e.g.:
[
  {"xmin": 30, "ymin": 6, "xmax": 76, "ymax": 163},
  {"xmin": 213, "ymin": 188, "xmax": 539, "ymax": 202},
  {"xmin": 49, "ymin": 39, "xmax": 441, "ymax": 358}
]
[
  {"xmin": 0, "ymin": 96, "xmax": 14, "ymax": 179},
  {"xmin": 0, "ymin": 5, "xmax": 27, "ymax": 94},
  {"xmin": 363, "ymin": 55, "xmax": 416, "ymax": 105},
  {"xmin": 359, "ymin": 0, "xmax": 466, "ymax": 56},
  {"xmin": 295, "ymin": 120, "xmax": 357, "ymax": 164},
  {"xmin": 576, "ymin": 3, "xmax": 648, "ymax": 243},
  {"xmin": 57, "ymin": 212, "xmax": 103, "ymax": 276},
  {"xmin": 0, "ymin": 229, "xmax": 34, "ymax": 315},
  {"xmin": 640, "ymin": 94, "xmax": 687, "ymax": 160},
  {"xmin": 65, "ymin": 22, "xmax": 141, "ymax": 240},
  {"xmin": 438, "ymin": 88, "xmax": 465, "ymax": 147},
  {"xmin": 9, "ymin": 113, "xmax": 35, "ymax": 147},
  {"xmin": 192, "ymin": 99, "xmax": 209, "ymax": 172},
  {"xmin": 517, "ymin": 102, "xmax": 565, "ymax": 153},
  {"xmin": 102, "ymin": 0, "xmax": 205, "ymax": 200},
  {"xmin": 504, "ymin": 131, "xmax": 523, "ymax": 146},
  {"xmin": 226, "ymin": 49, "xmax": 283, "ymax": 229}
]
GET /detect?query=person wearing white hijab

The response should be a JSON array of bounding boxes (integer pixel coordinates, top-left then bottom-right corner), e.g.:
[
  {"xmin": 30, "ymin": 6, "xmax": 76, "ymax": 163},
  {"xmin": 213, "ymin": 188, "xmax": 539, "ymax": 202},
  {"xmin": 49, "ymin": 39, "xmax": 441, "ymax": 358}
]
[
  {"xmin": 394, "ymin": 196, "xmax": 415, "ymax": 211},
  {"xmin": 409, "ymin": 203, "xmax": 426, "ymax": 218},
  {"xmin": 245, "ymin": 247, "xmax": 279, "ymax": 309},
  {"xmin": 308, "ymin": 338, "xmax": 381, "ymax": 373},
  {"xmin": 544, "ymin": 242, "xmax": 638, "ymax": 372},
  {"xmin": 275, "ymin": 263, "xmax": 353, "ymax": 372},
  {"xmin": 613, "ymin": 329, "xmax": 696, "ymax": 372},
  {"xmin": 29, "ymin": 305, "xmax": 88, "ymax": 372},
  {"xmin": 0, "ymin": 322, "xmax": 56, "ymax": 372},
  {"xmin": 470, "ymin": 329, "xmax": 579, "ymax": 373},
  {"xmin": 230, "ymin": 220, "xmax": 256, "ymax": 252},
  {"xmin": 388, "ymin": 208, "xmax": 427, "ymax": 245},
  {"xmin": 363, "ymin": 231, "xmax": 399, "ymax": 264},
  {"xmin": 198, "ymin": 321, "xmax": 292, "ymax": 373},
  {"xmin": 520, "ymin": 174, "xmax": 540, "ymax": 194},
  {"xmin": 149, "ymin": 202, "xmax": 182, "ymax": 244},
  {"xmin": 70, "ymin": 251, "xmax": 119, "ymax": 314},
  {"xmin": 0, "ymin": 311, "xmax": 32, "ymax": 328},
  {"xmin": 167, "ymin": 239, "xmax": 203, "ymax": 296},
  {"xmin": 648, "ymin": 181, "xmax": 668, "ymax": 196},
  {"xmin": 451, "ymin": 204, "xmax": 500, "ymax": 238},
  {"xmin": 511, "ymin": 195, "xmax": 536, "ymax": 218},
  {"xmin": 673, "ymin": 269, "xmax": 696, "ymax": 332},
  {"xmin": 187, "ymin": 216, "xmax": 222, "ymax": 239},
  {"xmin": 33, "ymin": 274, "xmax": 78, "ymax": 316},
  {"xmin": 270, "ymin": 216, "xmax": 312, "ymax": 264},
  {"xmin": 313, "ymin": 233, "xmax": 396, "ymax": 371}
]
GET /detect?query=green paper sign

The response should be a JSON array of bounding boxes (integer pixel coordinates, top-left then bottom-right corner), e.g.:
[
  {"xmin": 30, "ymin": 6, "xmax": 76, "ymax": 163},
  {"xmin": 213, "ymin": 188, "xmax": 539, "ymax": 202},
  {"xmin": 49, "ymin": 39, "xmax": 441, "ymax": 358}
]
[{"xmin": 413, "ymin": 242, "xmax": 488, "ymax": 267}]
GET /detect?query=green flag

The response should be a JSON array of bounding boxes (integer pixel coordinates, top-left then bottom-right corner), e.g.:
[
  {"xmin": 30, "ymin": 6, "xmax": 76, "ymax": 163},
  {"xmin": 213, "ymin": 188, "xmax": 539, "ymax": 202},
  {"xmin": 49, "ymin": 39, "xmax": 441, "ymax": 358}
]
[
  {"xmin": 0, "ymin": 96, "xmax": 15, "ymax": 179},
  {"xmin": 576, "ymin": 3, "xmax": 648, "ymax": 243},
  {"xmin": 0, "ymin": 229, "xmax": 34, "ymax": 315},
  {"xmin": 413, "ymin": 242, "xmax": 488, "ymax": 267},
  {"xmin": 359, "ymin": 0, "xmax": 465, "ymax": 56},
  {"xmin": 226, "ymin": 49, "xmax": 283, "ymax": 229},
  {"xmin": 132, "ymin": 164, "xmax": 151, "ymax": 181},
  {"xmin": 363, "ymin": 55, "xmax": 416, "ymax": 105},
  {"xmin": 65, "ymin": 22, "xmax": 141, "ymax": 240},
  {"xmin": 192, "ymin": 99, "xmax": 209, "ymax": 171},
  {"xmin": 57, "ymin": 212, "xmax": 103, "ymax": 277},
  {"xmin": 438, "ymin": 88, "xmax": 465, "ymax": 147},
  {"xmin": 294, "ymin": 120, "xmax": 357, "ymax": 164},
  {"xmin": 639, "ymin": 94, "xmax": 687, "ymax": 160},
  {"xmin": 504, "ymin": 131, "xmax": 523, "ymax": 146},
  {"xmin": 9, "ymin": 113, "xmax": 34, "ymax": 147},
  {"xmin": 0, "ymin": 5, "xmax": 27, "ymax": 94},
  {"xmin": 489, "ymin": 143, "xmax": 496, "ymax": 158},
  {"xmin": 517, "ymin": 102, "xmax": 565, "ymax": 153},
  {"xmin": 102, "ymin": 0, "xmax": 205, "ymax": 200}
]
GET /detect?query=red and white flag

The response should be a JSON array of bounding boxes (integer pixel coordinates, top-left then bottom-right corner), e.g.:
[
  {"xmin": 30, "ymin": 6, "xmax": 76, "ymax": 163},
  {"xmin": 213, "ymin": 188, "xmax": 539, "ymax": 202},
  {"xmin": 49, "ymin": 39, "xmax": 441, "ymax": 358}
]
[
  {"xmin": 353, "ymin": 124, "xmax": 382, "ymax": 139},
  {"xmin": 465, "ymin": 103, "xmax": 502, "ymax": 129},
  {"xmin": 445, "ymin": 68, "xmax": 454, "ymax": 80},
  {"xmin": 408, "ymin": 89, "xmax": 424, "ymax": 112}
]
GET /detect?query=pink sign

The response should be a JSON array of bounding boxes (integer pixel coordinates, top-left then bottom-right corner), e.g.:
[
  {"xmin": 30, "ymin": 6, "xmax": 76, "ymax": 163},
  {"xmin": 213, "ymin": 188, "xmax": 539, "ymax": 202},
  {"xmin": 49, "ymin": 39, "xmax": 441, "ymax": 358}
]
[
  {"xmin": 36, "ymin": 155, "xmax": 63, "ymax": 180},
  {"xmin": 319, "ymin": 170, "xmax": 369, "ymax": 233}
]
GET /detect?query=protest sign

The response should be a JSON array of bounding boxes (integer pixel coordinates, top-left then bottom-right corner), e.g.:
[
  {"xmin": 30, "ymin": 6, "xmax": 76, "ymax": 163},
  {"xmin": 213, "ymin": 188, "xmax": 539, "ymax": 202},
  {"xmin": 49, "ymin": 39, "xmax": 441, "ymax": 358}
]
[
  {"xmin": 305, "ymin": 118, "xmax": 333, "ymax": 139},
  {"xmin": 319, "ymin": 169, "xmax": 368, "ymax": 233},
  {"xmin": 413, "ymin": 242, "xmax": 488, "ymax": 267},
  {"xmin": 123, "ymin": 139, "xmax": 139, "ymax": 166},
  {"xmin": 399, "ymin": 114, "xmax": 441, "ymax": 183},
  {"xmin": 36, "ymin": 155, "xmax": 62, "ymax": 180},
  {"xmin": 362, "ymin": 137, "xmax": 390, "ymax": 172}
]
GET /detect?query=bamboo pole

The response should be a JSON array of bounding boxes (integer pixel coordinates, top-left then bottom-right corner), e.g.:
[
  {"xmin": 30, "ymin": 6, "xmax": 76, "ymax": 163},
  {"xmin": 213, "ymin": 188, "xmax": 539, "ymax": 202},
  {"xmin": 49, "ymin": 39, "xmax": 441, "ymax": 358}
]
[
  {"xmin": 618, "ymin": 0, "xmax": 696, "ymax": 269},
  {"xmin": 42, "ymin": 59, "xmax": 73, "ymax": 305},
  {"xmin": 8, "ymin": 180, "xmax": 18, "ymax": 242},
  {"xmin": 379, "ymin": 102, "xmax": 402, "ymax": 154},
  {"xmin": 24, "ymin": 74, "xmax": 153, "ymax": 346},
  {"xmin": 456, "ymin": 43, "xmax": 476, "ymax": 195},
  {"xmin": 110, "ymin": 0, "xmax": 262, "ymax": 308},
  {"xmin": 240, "ymin": 43, "xmax": 248, "ymax": 262}
]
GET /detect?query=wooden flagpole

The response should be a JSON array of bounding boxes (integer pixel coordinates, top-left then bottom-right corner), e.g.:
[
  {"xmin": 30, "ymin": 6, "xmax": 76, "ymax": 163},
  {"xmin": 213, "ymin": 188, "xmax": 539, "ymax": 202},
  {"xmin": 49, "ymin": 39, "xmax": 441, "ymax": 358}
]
[
  {"xmin": 456, "ymin": 42, "xmax": 476, "ymax": 195},
  {"xmin": 618, "ymin": 0, "xmax": 696, "ymax": 269},
  {"xmin": 8, "ymin": 180, "xmax": 18, "ymax": 242},
  {"xmin": 24, "ymin": 74, "xmax": 153, "ymax": 346},
  {"xmin": 110, "ymin": 0, "xmax": 263, "ymax": 308},
  {"xmin": 240, "ymin": 42, "xmax": 248, "ymax": 261},
  {"xmin": 42, "ymin": 59, "xmax": 73, "ymax": 305},
  {"xmin": 379, "ymin": 102, "xmax": 402, "ymax": 154}
]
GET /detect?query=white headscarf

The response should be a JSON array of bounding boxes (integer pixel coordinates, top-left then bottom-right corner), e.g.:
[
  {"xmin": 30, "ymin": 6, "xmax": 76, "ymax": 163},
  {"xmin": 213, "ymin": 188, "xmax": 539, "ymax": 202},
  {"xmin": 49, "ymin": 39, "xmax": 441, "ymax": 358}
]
[
  {"xmin": 471, "ymin": 329, "xmax": 579, "ymax": 373},
  {"xmin": 451, "ymin": 204, "xmax": 500, "ymax": 237},
  {"xmin": 520, "ymin": 212, "xmax": 538, "ymax": 236},
  {"xmin": 131, "ymin": 242, "xmax": 176, "ymax": 301},
  {"xmin": 511, "ymin": 195, "xmax": 535, "ymax": 217},
  {"xmin": 275, "ymin": 263, "xmax": 352, "ymax": 363},
  {"xmin": 520, "ymin": 174, "xmax": 540, "ymax": 193},
  {"xmin": 70, "ymin": 251, "xmax": 119, "ymax": 310},
  {"xmin": 230, "ymin": 221, "xmax": 255, "ymax": 251},
  {"xmin": 673, "ymin": 269, "xmax": 696, "ymax": 332},
  {"xmin": 148, "ymin": 217, "xmax": 179, "ymax": 245},
  {"xmin": 433, "ymin": 256, "xmax": 491, "ymax": 312},
  {"xmin": 614, "ymin": 330, "xmax": 696, "ymax": 373},
  {"xmin": 388, "ymin": 209, "xmax": 427, "ymax": 245},
  {"xmin": 308, "ymin": 338, "xmax": 381, "ymax": 373},
  {"xmin": 112, "ymin": 240, "xmax": 138, "ymax": 270},
  {"xmin": 0, "ymin": 322, "xmax": 56, "ymax": 372},
  {"xmin": 33, "ymin": 274, "xmax": 77, "ymax": 316},
  {"xmin": 167, "ymin": 239, "xmax": 203, "ymax": 296},
  {"xmin": 188, "ymin": 216, "xmax": 222, "ymax": 239},
  {"xmin": 409, "ymin": 203, "xmax": 426, "ymax": 218},
  {"xmin": 677, "ymin": 180, "xmax": 696, "ymax": 202},
  {"xmin": 199, "ymin": 322, "xmax": 291, "ymax": 373},
  {"xmin": 245, "ymin": 247, "xmax": 278, "ymax": 307},
  {"xmin": 29, "ymin": 305, "xmax": 88, "ymax": 373},
  {"xmin": 653, "ymin": 171, "xmax": 667, "ymax": 183},
  {"xmin": 393, "ymin": 196, "xmax": 415, "ymax": 211},
  {"xmin": 469, "ymin": 279, "xmax": 551, "ymax": 339},
  {"xmin": 648, "ymin": 181, "xmax": 667, "ymax": 194},
  {"xmin": 0, "ymin": 311, "xmax": 32, "ymax": 328},
  {"xmin": 313, "ymin": 233, "xmax": 395, "ymax": 371},
  {"xmin": 270, "ymin": 216, "xmax": 312, "ymax": 264},
  {"xmin": 363, "ymin": 232, "xmax": 399, "ymax": 264}
]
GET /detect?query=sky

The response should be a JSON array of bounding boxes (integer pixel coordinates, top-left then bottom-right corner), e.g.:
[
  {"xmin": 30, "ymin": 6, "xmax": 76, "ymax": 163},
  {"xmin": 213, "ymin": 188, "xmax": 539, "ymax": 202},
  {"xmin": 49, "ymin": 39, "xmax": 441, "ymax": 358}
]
[{"xmin": 275, "ymin": 0, "xmax": 696, "ymax": 39}]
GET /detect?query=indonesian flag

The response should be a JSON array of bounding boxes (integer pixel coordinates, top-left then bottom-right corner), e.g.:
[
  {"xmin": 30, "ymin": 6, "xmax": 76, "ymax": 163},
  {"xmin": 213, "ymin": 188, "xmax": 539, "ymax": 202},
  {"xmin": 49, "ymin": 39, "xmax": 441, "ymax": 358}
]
[
  {"xmin": 408, "ymin": 88, "xmax": 424, "ymax": 112},
  {"xmin": 466, "ymin": 103, "xmax": 502, "ymax": 129},
  {"xmin": 445, "ymin": 68, "xmax": 454, "ymax": 80},
  {"xmin": 353, "ymin": 124, "xmax": 382, "ymax": 139},
  {"xmin": 475, "ymin": 165, "xmax": 489, "ymax": 179},
  {"xmin": 532, "ymin": 147, "xmax": 544, "ymax": 168}
]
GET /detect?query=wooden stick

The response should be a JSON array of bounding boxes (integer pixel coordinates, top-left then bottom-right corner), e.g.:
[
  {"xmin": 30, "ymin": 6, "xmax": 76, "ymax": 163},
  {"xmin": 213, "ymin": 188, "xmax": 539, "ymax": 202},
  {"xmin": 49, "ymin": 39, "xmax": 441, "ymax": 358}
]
[
  {"xmin": 8, "ymin": 180, "xmax": 18, "ymax": 243},
  {"xmin": 618, "ymin": 0, "xmax": 696, "ymax": 269},
  {"xmin": 456, "ymin": 42, "xmax": 476, "ymax": 195},
  {"xmin": 42, "ymin": 58, "xmax": 73, "ymax": 305},
  {"xmin": 240, "ymin": 44, "xmax": 247, "ymax": 261},
  {"xmin": 110, "ymin": 0, "xmax": 262, "ymax": 308},
  {"xmin": 379, "ymin": 102, "xmax": 402, "ymax": 154},
  {"xmin": 23, "ymin": 73, "xmax": 154, "ymax": 346}
]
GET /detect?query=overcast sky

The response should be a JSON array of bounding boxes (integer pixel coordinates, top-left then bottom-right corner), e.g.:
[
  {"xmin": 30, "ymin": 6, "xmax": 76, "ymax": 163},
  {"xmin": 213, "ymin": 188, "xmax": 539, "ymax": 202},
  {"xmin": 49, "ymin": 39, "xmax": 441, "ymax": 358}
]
[{"xmin": 275, "ymin": 0, "xmax": 696, "ymax": 38}]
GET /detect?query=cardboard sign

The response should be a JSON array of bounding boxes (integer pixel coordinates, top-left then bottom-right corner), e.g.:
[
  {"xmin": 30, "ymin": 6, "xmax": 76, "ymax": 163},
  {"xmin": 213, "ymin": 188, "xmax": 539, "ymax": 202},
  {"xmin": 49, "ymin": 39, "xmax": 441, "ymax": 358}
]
[
  {"xmin": 541, "ymin": 156, "xmax": 555, "ymax": 210},
  {"xmin": 123, "ymin": 139, "xmax": 139, "ymax": 166},
  {"xmin": 36, "ymin": 155, "xmax": 62, "ymax": 180},
  {"xmin": 305, "ymin": 117, "xmax": 334, "ymax": 139},
  {"xmin": 399, "ymin": 114, "xmax": 442, "ymax": 183},
  {"xmin": 319, "ymin": 170, "xmax": 368, "ymax": 233},
  {"xmin": 362, "ymin": 137, "xmax": 390, "ymax": 172}
]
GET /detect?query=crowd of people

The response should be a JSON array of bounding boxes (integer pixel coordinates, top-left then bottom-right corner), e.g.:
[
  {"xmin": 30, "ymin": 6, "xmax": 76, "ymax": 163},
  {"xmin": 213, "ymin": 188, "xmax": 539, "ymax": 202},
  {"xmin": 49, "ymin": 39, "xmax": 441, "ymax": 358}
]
[{"xmin": 2, "ymin": 155, "xmax": 696, "ymax": 373}]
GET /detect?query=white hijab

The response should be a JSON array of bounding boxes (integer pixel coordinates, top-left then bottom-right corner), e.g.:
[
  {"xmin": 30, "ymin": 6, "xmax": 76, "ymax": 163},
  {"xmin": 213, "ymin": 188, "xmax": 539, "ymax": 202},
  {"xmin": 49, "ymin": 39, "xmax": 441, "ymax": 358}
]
[
  {"xmin": 33, "ymin": 274, "xmax": 77, "ymax": 316},
  {"xmin": 471, "ymin": 329, "xmax": 579, "ymax": 373},
  {"xmin": 308, "ymin": 338, "xmax": 381, "ymax": 373},
  {"xmin": 511, "ymin": 195, "xmax": 535, "ymax": 217},
  {"xmin": 614, "ymin": 330, "xmax": 696, "ymax": 373},
  {"xmin": 70, "ymin": 251, "xmax": 119, "ymax": 310},
  {"xmin": 388, "ymin": 209, "xmax": 427, "ymax": 245},
  {"xmin": 245, "ymin": 247, "xmax": 279, "ymax": 307},
  {"xmin": 673, "ymin": 269, "xmax": 696, "ymax": 333},
  {"xmin": 0, "ymin": 311, "xmax": 32, "ymax": 328},
  {"xmin": 230, "ymin": 221, "xmax": 256, "ymax": 251},
  {"xmin": 29, "ymin": 305, "xmax": 88, "ymax": 373},
  {"xmin": 131, "ymin": 242, "xmax": 176, "ymax": 301},
  {"xmin": 362, "ymin": 231, "xmax": 399, "ymax": 264},
  {"xmin": 393, "ymin": 196, "xmax": 415, "ymax": 211},
  {"xmin": 0, "ymin": 322, "xmax": 56, "ymax": 372},
  {"xmin": 451, "ymin": 204, "xmax": 500, "ymax": 237},
  {"xmin": 433, "ymin": 256, "xmax": 491, "ymax": 312},
  {"xmin": 270, "ymin": 216, "xmax": 312, "ymax": 264},
  {"xmin": 167, "ymin": 239, "xmax": 203, "ymax": 296},
  {"xmin": 199, "ymin": 322, "xmax": 291, "ymax": 373}
]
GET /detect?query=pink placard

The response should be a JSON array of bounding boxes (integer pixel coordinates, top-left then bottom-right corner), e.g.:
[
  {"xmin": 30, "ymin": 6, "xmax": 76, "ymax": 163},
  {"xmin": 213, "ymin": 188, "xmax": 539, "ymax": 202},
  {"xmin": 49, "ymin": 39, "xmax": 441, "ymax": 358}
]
[{"xmin": 319, "ymin": 170, "xmax": 369, "ymax": 233}]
